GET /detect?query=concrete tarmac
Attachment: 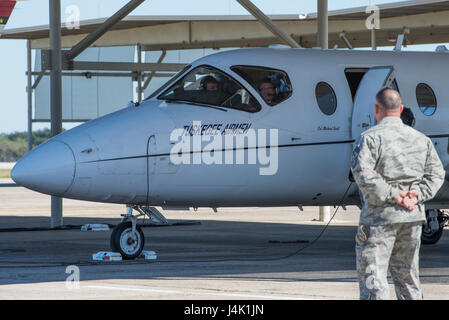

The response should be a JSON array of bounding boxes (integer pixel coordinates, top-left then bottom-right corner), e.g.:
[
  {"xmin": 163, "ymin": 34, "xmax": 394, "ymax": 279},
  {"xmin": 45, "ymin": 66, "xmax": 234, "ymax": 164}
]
[{"xmin": 0, "ymin": 179, "xmax": 448, "ymax": 300}]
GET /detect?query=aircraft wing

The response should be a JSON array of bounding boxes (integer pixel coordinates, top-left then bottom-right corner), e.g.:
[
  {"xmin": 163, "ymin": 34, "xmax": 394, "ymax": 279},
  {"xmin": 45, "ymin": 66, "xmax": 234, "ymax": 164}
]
[{"xmin": 0, "ymin": 0, "xmax": 16, "ymax": 37}]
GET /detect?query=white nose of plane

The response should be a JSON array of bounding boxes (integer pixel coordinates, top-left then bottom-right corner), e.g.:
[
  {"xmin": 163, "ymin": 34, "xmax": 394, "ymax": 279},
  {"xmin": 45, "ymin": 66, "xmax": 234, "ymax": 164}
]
[{"xmin": 11, "ymin": 140, "xmax": 75, "ymax": 196}]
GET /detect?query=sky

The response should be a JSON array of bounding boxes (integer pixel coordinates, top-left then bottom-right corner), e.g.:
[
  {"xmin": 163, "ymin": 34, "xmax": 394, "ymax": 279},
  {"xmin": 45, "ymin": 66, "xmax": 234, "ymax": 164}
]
[{"xmin": 0, "ymin": 0, "xmax": 444, "ymax": 134}]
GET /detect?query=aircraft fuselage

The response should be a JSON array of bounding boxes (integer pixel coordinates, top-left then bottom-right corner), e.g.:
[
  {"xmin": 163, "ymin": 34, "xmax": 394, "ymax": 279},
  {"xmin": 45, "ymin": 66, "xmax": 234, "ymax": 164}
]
[{"xmin": 12, "ymin": 48, "xmax": 449, "ymax": 209}]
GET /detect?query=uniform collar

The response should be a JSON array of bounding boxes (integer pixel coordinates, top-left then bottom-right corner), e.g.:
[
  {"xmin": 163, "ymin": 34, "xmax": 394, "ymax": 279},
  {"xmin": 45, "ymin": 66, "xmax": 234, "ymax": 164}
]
[{"xmin": 379, "ymin": 116, "xmax": 402, "ymax": 125}]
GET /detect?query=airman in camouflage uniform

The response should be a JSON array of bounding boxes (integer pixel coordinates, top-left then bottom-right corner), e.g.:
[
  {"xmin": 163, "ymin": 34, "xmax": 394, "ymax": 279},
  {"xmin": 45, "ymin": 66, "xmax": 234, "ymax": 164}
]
[{"xmin": 351, "ymin": 87, "xmax": 445, "ymax": 300}]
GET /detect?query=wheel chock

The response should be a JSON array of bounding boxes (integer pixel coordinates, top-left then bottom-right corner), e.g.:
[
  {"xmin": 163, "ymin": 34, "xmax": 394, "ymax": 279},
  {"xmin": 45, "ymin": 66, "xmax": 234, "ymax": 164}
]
[
  {"xmin": 138, "ymin": 250, "xmax": 157, "ymax": 260},
  {"xmin": 92, "ymin": 251, "xmax": 122, "ymax": 261},
  {"xmin": 81, "ymin": 224, "xmax": 110, "ymax": 231},
  {"xmin": 92, "ymin": 251, "xmax": 157, "ymax": 262}
]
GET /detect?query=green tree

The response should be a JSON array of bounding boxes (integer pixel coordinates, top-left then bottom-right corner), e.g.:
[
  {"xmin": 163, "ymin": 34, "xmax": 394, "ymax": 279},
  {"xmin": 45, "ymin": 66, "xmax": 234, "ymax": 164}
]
[{"xmin": 0, "ymin": 128, "xmax": 56, "ymax": 161}]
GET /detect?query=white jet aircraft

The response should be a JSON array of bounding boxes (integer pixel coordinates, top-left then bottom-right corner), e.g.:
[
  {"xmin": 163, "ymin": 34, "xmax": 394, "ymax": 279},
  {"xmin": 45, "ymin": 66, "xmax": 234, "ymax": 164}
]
[{"xmin": 12, "ymin": 47, "xmax": 449, "ymax": 259}]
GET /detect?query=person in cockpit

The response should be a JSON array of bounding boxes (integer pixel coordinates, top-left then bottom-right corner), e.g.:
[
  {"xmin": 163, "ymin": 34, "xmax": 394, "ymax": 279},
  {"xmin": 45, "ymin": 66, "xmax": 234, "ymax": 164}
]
[
  {"xmin": 201, "ymin": 75, "xmax": 219, "ymax": 91},
  {"xmin": 198, "ymin": 75, "xmax": 225, "ymax": 105},
  {"xmin": 258, "ymin": 78, "xmax": 277, "ymax": 105}
]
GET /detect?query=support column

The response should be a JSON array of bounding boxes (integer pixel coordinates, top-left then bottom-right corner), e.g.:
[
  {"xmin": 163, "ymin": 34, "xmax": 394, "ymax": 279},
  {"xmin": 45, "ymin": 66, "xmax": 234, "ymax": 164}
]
[
  {"xmin": 26, "ymin": 39, "xmax": 33, "ymax": 151},
  {"xmin": 137, "ymin": 43, "xmax": 142, "ymax": 103},
  {"xmin": 318, "ymin": 0, "xmax": 330, "ymax": 222},
  {"xmin": 317, "ymin": 0, "xmax": 328, "ymax": 49},
  {"xmin": 49, "ymin": 0, "xmax": 63, "ymax": 228},
  {"xmin": 319, "ymin": 205, "xmax": 330, "ymax": 222},
  {"xmin": 371, "ymin": 28, "xmax": 377, "ymax": 50}
]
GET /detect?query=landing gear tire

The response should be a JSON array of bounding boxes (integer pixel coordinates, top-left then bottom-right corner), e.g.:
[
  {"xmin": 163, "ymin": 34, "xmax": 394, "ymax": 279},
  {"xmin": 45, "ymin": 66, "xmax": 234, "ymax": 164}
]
[
  {"xmin": 110, "ymin": 221, "xmax": 145, "ymax": 260},
  {"xmin": 421, "ymin": 223, "xmax": 444, "ymax": 245},
  {"xmin": 421, "ymin": 209, "xmax": 445, "ymax": 245}
]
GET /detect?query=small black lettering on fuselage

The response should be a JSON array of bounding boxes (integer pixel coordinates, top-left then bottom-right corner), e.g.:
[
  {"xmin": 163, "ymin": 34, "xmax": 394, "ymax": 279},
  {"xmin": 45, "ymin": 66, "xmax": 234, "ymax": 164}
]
[{"xmin": 183, "ymin": 123, "xmax": 252, "ymax": 136}]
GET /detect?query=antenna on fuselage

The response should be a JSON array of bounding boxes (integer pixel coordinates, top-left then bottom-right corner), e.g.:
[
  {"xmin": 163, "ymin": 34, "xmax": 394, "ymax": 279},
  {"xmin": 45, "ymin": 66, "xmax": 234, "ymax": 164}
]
[{"xmin": 436, "ymin": 45, "xmax": 449, "ymax": 53}]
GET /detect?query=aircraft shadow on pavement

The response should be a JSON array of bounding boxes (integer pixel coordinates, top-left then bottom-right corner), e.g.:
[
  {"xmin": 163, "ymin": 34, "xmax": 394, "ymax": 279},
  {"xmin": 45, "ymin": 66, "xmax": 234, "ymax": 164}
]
[{"xmin": 0, "ymin": 215, "xmax": 447, "ymax": 286}]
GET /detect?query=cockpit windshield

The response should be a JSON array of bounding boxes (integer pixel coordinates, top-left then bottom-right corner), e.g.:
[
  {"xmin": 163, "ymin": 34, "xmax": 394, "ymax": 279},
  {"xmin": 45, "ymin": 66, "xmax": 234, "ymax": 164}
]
[{"xmin": 157, "ymin": 65, "xmax": 261, "ymax": 113}]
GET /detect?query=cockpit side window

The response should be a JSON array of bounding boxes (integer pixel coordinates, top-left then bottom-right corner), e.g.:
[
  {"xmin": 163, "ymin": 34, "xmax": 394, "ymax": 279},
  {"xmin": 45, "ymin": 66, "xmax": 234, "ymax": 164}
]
[
  {"xmin": 157, "ymin": 65, "xmax": 261, "ymax": 113},
  {"xmin": 231, "ymin": 66, "xmax": 293, "ymax": 106}
]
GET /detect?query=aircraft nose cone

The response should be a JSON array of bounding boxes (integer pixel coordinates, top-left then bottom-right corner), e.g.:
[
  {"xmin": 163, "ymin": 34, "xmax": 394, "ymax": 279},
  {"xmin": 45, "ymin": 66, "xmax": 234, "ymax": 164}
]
[{"xmin": 11, "ymin": 140, "xmax": 75, "ymax": 196}]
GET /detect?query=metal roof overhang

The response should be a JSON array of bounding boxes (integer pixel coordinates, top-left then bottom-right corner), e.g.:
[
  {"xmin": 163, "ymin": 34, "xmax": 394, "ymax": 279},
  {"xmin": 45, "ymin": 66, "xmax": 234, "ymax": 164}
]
[{"xmin": 2, "ymin": 0, "xmax": 449, "ymax": 50}]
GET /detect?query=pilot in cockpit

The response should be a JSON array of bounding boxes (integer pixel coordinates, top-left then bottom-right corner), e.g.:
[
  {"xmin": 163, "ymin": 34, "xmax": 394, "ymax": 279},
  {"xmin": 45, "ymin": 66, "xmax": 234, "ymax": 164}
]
[
  {"xmin": 198, "ymin": 75, "xmax": 225, "ymax": 105},
  {"xmin": 201, "ymin": 75, "xmax": 219, "ymax": 91}
]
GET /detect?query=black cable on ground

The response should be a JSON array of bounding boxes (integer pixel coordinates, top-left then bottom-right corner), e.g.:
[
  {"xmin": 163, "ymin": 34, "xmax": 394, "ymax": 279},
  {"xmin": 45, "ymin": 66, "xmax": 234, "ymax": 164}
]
[
  {"xmin": 155, "ymin": 182, "xmax": 354, "ymax": 264},
  {"xmin": 0, "ymin": 225, "xmax": 83, "ymax": 232}
]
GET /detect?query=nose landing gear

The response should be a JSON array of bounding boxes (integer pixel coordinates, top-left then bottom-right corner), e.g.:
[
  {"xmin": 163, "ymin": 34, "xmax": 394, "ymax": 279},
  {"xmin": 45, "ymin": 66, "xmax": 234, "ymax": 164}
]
[
  {"xmin": 110, "ymin": 221, "xmax": 144, "ymax": 260},
  {"xmin": 110, "ymin": 205, "xmax": 169, "ymax": 260}
]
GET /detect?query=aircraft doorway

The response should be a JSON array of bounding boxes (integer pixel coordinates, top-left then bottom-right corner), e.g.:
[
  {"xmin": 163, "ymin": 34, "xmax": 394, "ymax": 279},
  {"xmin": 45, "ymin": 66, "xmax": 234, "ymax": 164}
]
[
  {"xmin": 345, "ymin": 68, "xmax": 369, "ymax": 101},
  {"xmin": 350, "ymin": 66, "xmax": 396, "ymax": 140},
  {"xmin": 345, "ymin": 67, "xmax": 403, "ymax": 101}
]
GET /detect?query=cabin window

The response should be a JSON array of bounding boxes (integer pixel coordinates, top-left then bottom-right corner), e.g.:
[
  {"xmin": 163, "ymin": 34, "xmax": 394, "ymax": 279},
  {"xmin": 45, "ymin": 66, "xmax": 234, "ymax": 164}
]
[
  {"xmin": 416, "ymin": 83, "xmax": 437, "ymax": 116},
  {"xmin": 315, "ymin": 82, "xmax": 337, "ymax": 115},
  {"xmin": 158, "ymin": 65, "xmax": 261, "ymax": 113},
  {"xmin": 231, "ymin": 66, "xmax": 292, "ymax": 106}
]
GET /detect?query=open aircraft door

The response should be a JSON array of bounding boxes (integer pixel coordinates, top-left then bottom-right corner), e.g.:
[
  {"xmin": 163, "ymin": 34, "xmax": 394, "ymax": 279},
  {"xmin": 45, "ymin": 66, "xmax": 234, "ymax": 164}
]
[{"xmin": 351, "ymin": 66, "xmax": 396, "ymax": 140}]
